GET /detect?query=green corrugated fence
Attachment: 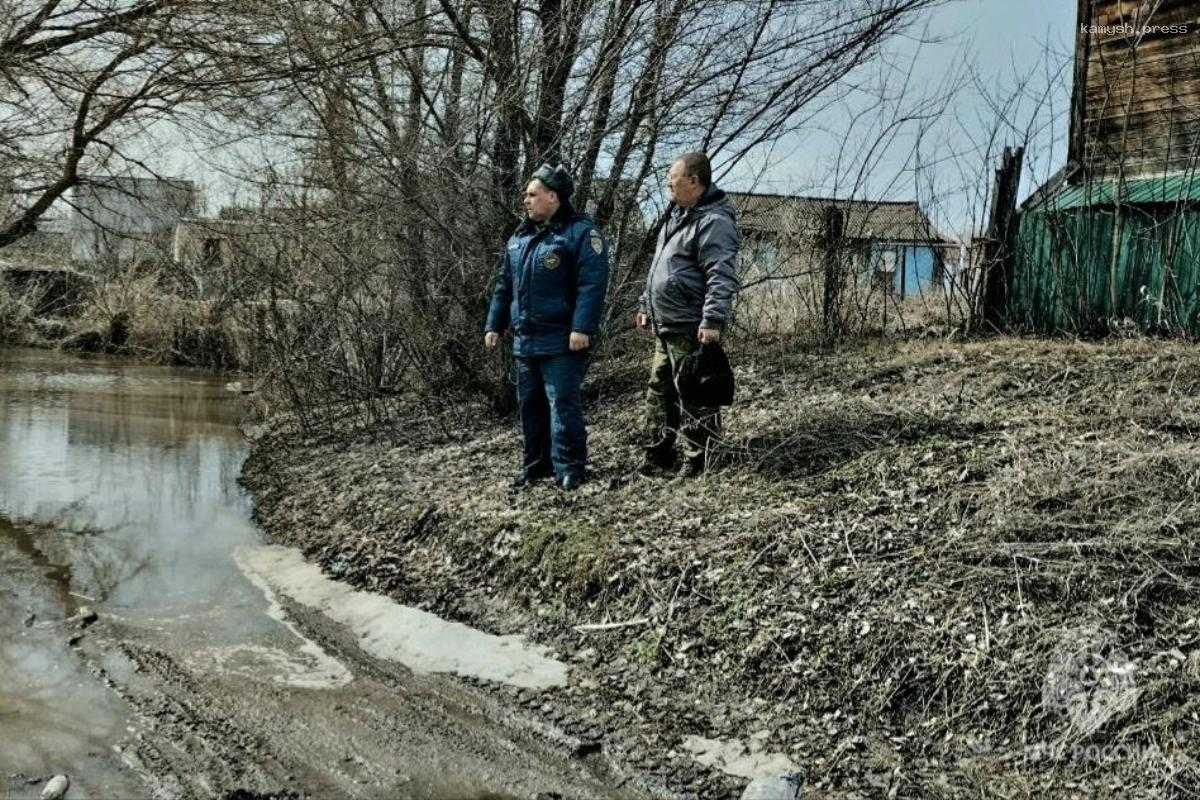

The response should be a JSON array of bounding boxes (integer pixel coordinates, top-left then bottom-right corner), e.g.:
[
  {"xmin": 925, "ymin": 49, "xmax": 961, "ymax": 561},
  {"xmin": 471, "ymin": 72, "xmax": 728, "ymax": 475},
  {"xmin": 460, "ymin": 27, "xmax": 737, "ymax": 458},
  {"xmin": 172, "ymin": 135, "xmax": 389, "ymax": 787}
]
[{"xmin": 1007, "ymin": 177, "xmax": 1200, "ymax": 335}]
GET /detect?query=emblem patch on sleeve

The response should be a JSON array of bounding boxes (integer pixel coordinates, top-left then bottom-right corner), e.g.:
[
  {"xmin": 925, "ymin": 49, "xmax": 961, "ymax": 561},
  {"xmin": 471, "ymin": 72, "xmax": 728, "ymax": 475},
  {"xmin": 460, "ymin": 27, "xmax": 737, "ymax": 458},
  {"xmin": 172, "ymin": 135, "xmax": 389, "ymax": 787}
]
[
  {"xmin": 589, "ymin": 229, "xmax": 605, "ymax": 255},
  {"xmin": 542, "ymin": 251, "xmax": 561, "ymax": 270}
]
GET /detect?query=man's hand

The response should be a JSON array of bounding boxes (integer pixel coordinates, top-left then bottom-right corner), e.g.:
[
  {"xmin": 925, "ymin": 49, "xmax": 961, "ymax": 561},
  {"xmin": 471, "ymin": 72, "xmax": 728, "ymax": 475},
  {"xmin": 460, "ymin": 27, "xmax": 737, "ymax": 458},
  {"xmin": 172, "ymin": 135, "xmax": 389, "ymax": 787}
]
[
  {"xmin": 484, "ymin": 331, "xmax": 500, "ymax": 349},
  {"xmin": 635, "ymin": 312, "xmax": 650, "ymax": 332},
  {"xmin": 569, "ymin": 332, "xmax": 591, "ymax": 351},
  {"xmin": 698, "ymin": 327, "xmax": 721, "ymax": 345}
]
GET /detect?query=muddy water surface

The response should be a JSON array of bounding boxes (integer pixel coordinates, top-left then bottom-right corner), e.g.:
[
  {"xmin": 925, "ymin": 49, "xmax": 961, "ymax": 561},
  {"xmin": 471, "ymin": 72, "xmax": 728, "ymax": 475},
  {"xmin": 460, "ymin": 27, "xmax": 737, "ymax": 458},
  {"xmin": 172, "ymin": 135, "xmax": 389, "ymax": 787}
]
[{"xmin": 0, "ymin": 347, "xmax": 625, "ymax": 800}]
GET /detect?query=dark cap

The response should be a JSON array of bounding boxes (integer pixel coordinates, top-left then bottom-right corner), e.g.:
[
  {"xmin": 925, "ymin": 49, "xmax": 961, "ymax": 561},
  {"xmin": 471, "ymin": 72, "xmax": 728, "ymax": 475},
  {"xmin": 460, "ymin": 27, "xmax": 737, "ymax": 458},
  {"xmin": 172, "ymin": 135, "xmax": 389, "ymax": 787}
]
[{"xmin": 531, "ymin": 163, "xmax": 574, "ymax": 201}]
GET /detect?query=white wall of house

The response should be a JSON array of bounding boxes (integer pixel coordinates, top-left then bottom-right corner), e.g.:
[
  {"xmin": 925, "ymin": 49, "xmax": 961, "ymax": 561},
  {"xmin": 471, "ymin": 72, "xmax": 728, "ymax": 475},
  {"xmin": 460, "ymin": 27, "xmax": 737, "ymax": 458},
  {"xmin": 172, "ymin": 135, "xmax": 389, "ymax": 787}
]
[{"xmin": 70, "ymin": 177, "xmax": 195, "ymax": 263}]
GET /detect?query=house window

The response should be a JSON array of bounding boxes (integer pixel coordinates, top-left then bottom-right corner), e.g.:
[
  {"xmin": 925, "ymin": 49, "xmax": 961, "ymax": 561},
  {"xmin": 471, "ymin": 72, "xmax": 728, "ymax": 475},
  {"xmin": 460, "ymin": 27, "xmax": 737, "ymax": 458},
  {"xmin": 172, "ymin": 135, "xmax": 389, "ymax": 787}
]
[
  {"xmin": 872, "ymin": 247, "xmax": 899, "ymax": 293},
  {"xmin": 756, "ymin": 239, "xmax": 781, "ymax": 269},
  {"xmin": 878, "ymin": 248, "xmax": 897, "ymax": 274},
  {"xmin": 740, "ymin": 235, "xmax": 783, "ymax": 276}
]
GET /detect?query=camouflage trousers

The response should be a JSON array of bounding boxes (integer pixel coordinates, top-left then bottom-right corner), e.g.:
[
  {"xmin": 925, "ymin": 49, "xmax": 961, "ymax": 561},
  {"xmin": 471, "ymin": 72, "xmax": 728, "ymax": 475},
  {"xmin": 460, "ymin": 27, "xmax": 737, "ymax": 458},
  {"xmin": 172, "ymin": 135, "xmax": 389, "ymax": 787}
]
[{"xmin": 640, "ymin": 332, "xmax": 721, "ymax": 464}]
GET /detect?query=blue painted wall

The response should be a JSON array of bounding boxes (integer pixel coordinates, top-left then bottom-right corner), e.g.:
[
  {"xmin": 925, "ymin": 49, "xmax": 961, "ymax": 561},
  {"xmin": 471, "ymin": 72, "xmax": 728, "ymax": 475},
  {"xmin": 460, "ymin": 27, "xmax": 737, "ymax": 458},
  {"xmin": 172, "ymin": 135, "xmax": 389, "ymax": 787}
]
[
  {"xmin": 867, "ymin": 244, "xmax": 939, "ymax": 298},
  {"xmin": 897, "ymin": 245, "xmax": 936, "ymax": 298}
]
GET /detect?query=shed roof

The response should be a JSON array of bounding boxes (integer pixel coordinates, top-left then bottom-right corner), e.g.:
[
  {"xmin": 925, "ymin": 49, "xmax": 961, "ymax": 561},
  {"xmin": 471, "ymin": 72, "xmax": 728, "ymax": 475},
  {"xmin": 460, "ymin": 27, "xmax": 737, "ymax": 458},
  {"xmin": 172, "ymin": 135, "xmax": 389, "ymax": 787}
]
[
  {"xmin": 727, "ymin": 192, "xmax": 952, "ymax": 243},
  {"xmin": 1045, "ymin": 172, "xmax": 1200, "ymax": 210}
]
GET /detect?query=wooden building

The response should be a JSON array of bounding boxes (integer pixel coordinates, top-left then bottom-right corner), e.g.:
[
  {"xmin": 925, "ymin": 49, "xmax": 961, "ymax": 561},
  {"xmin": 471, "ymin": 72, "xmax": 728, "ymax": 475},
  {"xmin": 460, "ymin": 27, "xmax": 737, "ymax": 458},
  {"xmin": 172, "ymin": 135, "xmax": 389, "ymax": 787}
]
[
  {"xmin": 1070, "ymin": 0, "xmax": 1200, "ymax": 179},
  {"xmin": 728, "ymin": 192, "xmax": 957, "ymax": 332},
  {"xmin": 731, "ymin": 192, "xmax": 956, "ymax": 296},
  {"xmin": 1009, "ymin": 1, "xmax": 1200, "ymax": 335}
]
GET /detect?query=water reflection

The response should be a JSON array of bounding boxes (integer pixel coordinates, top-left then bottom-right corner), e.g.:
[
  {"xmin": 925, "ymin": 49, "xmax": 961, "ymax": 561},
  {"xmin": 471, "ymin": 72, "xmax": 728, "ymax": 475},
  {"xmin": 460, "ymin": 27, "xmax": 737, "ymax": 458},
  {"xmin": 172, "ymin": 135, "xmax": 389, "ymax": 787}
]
[
  {"xmin": 0, "ymin": 347, "xmax": 257, "ymax": 617},
  {"xmin": 0, "ymin": 347, "xmax": 288, "ymax": 796},
  {"xmin": 0, "ymin": 348, "xmax": 616, "ymax": 800}
]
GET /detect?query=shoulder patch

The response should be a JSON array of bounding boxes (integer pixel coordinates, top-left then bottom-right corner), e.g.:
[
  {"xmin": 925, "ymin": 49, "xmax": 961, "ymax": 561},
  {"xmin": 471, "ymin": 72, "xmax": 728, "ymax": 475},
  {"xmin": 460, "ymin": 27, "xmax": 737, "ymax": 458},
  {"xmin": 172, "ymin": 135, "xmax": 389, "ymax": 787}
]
[
  {"xmin": 507, "ymin": 240, "xmax": 520, "ymax": 250},
  {"xmin": 589, "ymin": 229, "xmax": 605, "ymax": 255}
]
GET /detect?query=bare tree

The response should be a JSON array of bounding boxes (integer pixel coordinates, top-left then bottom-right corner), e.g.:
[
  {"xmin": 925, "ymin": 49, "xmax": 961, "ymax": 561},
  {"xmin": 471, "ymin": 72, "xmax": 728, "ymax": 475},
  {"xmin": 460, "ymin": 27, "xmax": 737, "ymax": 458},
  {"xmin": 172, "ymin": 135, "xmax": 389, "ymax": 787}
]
[
  {"xmin": 0, "ymin": 0, "xmax": 225, "ymax": 248},
  {"xmin": 179, "ymin": 0, "xmax": 951, "ymax": 430}
]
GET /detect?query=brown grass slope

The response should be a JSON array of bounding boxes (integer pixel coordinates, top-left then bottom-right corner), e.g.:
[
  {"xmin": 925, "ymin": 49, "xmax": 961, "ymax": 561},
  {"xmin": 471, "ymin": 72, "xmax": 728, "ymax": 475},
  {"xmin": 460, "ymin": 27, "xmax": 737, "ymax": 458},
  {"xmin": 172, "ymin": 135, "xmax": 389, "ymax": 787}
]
[{"xmin": 243, "ymin": 336, "xmax": 1200, "ymax": 799}]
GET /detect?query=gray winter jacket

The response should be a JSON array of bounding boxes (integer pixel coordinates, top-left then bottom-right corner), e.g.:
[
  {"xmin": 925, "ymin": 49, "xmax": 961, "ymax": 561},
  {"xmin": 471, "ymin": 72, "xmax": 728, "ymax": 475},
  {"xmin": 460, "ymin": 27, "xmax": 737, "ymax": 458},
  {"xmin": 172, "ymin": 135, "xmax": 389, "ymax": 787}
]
[{"xmin": 639, "ymin": 185, "xmax": 740, "ymax": 334}]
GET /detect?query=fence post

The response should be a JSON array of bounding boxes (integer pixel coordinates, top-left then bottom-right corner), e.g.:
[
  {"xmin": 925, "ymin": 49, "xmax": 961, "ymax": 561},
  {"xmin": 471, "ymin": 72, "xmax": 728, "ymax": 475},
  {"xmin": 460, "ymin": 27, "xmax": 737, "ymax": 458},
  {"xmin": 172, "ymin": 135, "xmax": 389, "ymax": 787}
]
[
  {"xmin": 822, "ymin": 204, "xmax": 845, "ymax": 340},
  {"xmin": 980, "ymin": 146, "xmax": 1025, "ymax": 331}
]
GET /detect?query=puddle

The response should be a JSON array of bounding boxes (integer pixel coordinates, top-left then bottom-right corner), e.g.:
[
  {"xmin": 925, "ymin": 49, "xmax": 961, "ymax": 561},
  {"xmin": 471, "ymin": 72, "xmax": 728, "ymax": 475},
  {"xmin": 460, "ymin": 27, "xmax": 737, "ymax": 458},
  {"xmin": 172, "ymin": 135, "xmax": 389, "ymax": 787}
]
[
  {"xmin": 681, "ymin": 735, "xmax": 800, "ymax": 780},
  {"xmin": 199, "ymin": 548, "xmax": 355, "ymax": 689},
  {"xmin": 0, "ymin": 347, "xmax": 343, "ymax": 786},
  {"xmin": 187, "ymin": 643, "xmax": 352, "ymax": 689},
  {"xmin": 234, "ymin": 544, "xmax": 569, "ymax": 690}
]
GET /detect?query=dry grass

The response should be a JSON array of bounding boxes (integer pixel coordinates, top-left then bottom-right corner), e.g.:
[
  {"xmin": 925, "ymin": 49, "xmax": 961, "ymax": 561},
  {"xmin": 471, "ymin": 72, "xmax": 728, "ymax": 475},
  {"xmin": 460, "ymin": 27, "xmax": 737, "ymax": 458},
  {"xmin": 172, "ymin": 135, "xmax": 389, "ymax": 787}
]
[
  {"xmin": 245, "ymin": 334, "xmax": 1200, "ymax": 797},
  {"xmin": 734, "ymin": 269, "xmax": 968, "ymax": 342},
  {"xmin": 65, "ymin": 266, "xmax": 249, "ymax": 368},
  {"xmin": 0, "ymin": 258, "xmax": 252, "ymax": 369},
  {"xmin": 0, "ymin": 279, "xmax": 42, "ymax": 344}
]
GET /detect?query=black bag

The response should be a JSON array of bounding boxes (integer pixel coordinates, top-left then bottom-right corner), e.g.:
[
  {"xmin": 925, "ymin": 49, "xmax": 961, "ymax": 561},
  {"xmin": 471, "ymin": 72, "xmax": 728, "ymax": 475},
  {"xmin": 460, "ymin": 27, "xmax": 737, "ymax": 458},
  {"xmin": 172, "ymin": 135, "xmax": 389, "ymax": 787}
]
[{"xmin": 676, "ymin": 341, "xmax": 735, "ymax": 407}]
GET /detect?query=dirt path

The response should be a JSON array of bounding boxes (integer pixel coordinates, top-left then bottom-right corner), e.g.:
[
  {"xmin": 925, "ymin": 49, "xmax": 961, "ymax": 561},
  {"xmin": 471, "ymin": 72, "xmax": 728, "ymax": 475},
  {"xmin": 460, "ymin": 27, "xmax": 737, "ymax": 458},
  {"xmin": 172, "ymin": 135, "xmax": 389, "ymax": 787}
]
[{"xmin": 2, "ymin": 532, "xmax": 644, "ymax": 800}]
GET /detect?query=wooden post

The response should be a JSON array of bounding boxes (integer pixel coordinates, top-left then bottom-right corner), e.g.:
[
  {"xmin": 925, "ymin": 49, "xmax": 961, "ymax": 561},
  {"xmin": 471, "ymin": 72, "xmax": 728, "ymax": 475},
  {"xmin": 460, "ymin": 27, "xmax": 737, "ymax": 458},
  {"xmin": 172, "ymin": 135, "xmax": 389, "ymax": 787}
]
[
  {"xmin": 1067, "ymin": 0, "xmax": 1093, "ymax": 167},
  {"xmin": 821, "ymin": 204, "xmax": 845, "ymax": 340},
  {"xmin": 980, "ymin": 146, "xmax": 1025, "ymax": 332}
]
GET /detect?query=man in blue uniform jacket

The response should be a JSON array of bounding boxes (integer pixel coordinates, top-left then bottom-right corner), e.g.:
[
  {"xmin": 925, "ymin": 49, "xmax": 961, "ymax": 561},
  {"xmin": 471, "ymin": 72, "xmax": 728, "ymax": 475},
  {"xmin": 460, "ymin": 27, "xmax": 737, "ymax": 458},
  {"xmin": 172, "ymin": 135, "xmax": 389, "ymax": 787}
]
[{"xmin": 484, "ymin": 164, "xmax": 610, "ymax": 491}]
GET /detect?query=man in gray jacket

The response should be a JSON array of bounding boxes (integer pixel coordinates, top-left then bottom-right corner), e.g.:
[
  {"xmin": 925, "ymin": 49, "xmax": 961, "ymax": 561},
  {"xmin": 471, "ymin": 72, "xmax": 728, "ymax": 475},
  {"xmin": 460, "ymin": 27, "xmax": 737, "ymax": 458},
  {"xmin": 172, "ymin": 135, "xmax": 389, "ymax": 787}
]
[{"xmin": 636, "ymin": 152, "xmax": 740, "ymax": 478}]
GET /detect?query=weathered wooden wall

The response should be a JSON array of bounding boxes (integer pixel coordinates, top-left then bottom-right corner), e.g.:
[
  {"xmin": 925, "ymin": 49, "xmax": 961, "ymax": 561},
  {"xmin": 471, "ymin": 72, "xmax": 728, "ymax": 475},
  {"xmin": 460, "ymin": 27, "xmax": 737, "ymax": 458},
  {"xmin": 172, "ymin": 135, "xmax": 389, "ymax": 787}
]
[{"xmin": 1075, "ymin": 0, "xmax": 1200, "ymax": 178}]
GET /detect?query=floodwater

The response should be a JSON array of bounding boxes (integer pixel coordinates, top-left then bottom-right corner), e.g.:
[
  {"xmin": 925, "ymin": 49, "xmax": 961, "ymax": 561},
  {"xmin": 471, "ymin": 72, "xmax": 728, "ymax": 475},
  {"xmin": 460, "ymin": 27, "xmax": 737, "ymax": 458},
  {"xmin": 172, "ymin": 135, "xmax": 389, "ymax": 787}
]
[
  {"xmin": 0, "ymin": 347, "xmax": 254, "ymax": 799},
  {"xmin": 0, "ymin": 347, "xmax": 624, "ymax": 800}
]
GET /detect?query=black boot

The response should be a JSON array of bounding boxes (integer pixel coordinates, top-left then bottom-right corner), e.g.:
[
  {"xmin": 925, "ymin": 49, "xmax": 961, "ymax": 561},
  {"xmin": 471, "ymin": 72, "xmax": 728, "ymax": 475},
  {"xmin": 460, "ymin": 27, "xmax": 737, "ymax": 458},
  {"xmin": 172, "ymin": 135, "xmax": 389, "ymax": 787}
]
[
  {"xmin": 637, "ymin": 448, "xmax": 675, "ymax": 476},
  {"xmin": 559, "ymin": 472, "xmax": 587, "ymax": 492},
  {"xmin": 511, "ymin": 467, "xmax": 552, "ymax": 489}
]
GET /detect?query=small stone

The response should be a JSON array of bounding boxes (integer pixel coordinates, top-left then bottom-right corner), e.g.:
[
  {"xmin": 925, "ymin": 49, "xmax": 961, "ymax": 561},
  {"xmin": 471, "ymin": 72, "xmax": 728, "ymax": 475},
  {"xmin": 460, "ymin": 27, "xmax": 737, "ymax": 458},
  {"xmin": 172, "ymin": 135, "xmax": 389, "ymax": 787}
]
[
  {"xmin": 41, "ymin": 775, "xmax": 70, "ymax": 800},
  {"xmin": 740, "ymin": 774, "xmax": 803, "ymax": 800}
]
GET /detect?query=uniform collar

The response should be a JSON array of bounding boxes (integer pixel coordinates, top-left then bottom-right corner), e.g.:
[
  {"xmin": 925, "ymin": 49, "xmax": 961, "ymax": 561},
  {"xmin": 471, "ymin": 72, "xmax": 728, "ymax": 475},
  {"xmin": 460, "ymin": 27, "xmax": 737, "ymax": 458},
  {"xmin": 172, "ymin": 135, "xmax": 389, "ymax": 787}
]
[{"xmin": 518, "ymin": 202, "xmax": 576, "ymax": 235}]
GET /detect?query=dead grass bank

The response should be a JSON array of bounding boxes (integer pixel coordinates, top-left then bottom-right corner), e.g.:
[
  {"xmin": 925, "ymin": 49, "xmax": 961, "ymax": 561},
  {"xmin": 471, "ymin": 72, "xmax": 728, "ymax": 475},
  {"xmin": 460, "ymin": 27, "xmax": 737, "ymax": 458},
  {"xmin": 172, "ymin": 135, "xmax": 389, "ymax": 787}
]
[
  {"xmin": 243, "ymin": 335, "xmax": 1200, "ymax": 798},
  {"xmin": 1, "ymin": 268, "xmax": 250, "ymax": 369}
]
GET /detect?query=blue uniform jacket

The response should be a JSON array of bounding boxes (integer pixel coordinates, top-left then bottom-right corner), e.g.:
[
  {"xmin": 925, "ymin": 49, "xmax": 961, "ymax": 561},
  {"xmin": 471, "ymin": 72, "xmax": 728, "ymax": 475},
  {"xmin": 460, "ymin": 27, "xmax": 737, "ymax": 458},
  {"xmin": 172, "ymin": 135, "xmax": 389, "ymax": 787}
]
[{"xmin": 485, "ymin": 208, "xmax": 610, "ymax": 358}]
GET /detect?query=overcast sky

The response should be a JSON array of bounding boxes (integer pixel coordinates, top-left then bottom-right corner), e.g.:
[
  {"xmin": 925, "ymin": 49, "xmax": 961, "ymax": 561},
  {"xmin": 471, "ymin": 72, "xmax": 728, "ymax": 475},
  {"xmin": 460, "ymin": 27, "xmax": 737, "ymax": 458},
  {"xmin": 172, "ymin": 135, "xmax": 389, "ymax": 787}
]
[{"xmin": 133, "ymin": 0, "xmax": 1081, "ymax": 240}]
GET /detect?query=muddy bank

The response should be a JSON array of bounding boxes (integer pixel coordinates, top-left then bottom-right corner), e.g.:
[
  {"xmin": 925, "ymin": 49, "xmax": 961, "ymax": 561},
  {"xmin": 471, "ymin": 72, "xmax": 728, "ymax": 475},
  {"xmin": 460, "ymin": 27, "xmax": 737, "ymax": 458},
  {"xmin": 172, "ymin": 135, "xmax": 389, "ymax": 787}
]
[{"xmin": 243, "ymin": 336, "xmax": 1200, "ymax": 799}]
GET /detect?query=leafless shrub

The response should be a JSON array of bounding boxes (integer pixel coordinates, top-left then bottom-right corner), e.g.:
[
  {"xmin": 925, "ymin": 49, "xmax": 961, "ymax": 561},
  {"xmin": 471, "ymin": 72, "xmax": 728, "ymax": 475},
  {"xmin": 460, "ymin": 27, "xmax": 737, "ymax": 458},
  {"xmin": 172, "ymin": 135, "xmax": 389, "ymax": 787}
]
[{"xmin": 0, "ymin": 277, "xmax": 40, "ymax": 343}]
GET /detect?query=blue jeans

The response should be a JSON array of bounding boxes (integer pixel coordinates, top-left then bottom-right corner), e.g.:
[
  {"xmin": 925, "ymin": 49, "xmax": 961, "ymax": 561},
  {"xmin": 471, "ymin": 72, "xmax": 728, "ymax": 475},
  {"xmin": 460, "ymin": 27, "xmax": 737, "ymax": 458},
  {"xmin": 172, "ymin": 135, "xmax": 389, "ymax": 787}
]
[{"xmin": 515, "ymin": 351, "xmax": 590, "ymax": 480}]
